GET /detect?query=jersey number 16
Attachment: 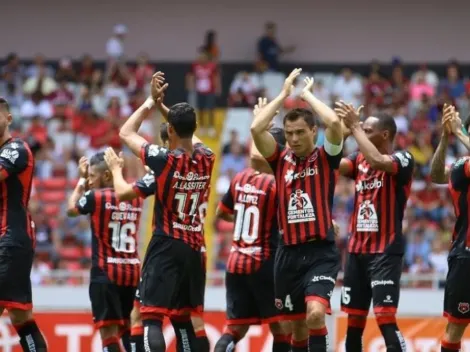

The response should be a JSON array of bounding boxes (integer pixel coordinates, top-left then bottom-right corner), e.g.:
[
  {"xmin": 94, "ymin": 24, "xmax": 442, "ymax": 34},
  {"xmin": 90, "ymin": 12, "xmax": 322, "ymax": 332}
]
[{"xmin": 108, "ymin": 221, "xmax": 137, "ymax": 253}]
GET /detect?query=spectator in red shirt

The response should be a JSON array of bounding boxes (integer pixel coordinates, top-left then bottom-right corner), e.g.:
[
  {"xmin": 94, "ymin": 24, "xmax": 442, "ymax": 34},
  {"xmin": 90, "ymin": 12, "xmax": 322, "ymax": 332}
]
[
  {"xmin": 131, "ymin": 53, "xmax": 154, "ymax": 93},
  {"xmin": 48, "ymin": 78, "xmax": 75, "ymax": 106},
  {"xmin": 186, "ymin": 50, "xmax": 220, "ymax": 137},
  {"xmin": 365, "ymin": 70, "xmax": 391, "ymax": 109},
  {"xmin": 78, "ymin": 54, "xmax": 95, "ymax": 85},
  {"xmin": 389, "ymin": 66, "xmax": 409, "ymax": 107}
]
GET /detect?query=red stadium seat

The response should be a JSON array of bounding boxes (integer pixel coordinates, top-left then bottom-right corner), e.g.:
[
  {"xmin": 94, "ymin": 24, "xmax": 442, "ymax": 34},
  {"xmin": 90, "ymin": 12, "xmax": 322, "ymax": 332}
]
[
  {"xmin": 41, "ymin": 177, "xmax": 67, "ymax": 190},
  {"xmin": 44, "ymin": 204, "xmax": 60, "ymax": 217},
  {"xmin": 83, "ymin": 246, "xmax": 92, "ymax": 258},
  {"xmin": 59, "ymin": 247, "xmax": 82, "ymax": 260},
  {"xmin": 69, "ymin": 179, "xmax": 79, "ymax": 188},
  {"xmin": 39, "ymin": 190, "xmax": 66, "ymax": 203}
]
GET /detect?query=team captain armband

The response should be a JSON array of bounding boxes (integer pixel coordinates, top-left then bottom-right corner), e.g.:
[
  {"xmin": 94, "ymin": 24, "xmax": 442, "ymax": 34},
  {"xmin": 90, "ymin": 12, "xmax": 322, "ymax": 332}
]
[{"xmin": 323, "ymin": 137, "xmax": 343, "ymax": 156}]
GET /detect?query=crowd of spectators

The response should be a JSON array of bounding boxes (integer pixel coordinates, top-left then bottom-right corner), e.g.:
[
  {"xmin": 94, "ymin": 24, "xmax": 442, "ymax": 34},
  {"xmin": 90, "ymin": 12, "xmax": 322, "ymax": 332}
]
[{"xmin": 220, "ymin": 59, "xmax": 470, "ymax": 287}]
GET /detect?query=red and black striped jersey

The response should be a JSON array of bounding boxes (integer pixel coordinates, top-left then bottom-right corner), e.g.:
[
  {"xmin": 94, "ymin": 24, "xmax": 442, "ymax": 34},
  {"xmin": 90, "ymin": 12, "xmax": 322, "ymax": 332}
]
[
  {"xmin": 266, "ymin": 143, "xmax": 341, "ymax": 245},
  {"xmin": 219, "ymin": 168, "xmax": 278, "ymax": 274},
  {"xmin": 75, "ymin": 188, "xmax": 142, "ymax": 286},
  {"xmin": 449, "ymin": 156, "xmax": 470, "ymax": 258},
  {"xmin": 140, "ymin": 142, "xmax": 214, "ymax": 251},
  {"xmin": 343, "ymin": 151, "xmax": 414, "ymax": 254},
  {"xmin": 0, "ymin": 138, "xmax": 35, "ymax": 249}
]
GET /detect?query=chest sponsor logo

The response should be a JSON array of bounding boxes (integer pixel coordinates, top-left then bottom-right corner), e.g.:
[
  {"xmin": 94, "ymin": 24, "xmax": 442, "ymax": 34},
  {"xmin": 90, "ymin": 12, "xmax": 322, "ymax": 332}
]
[
  {"xmin": 356, "ymin": 200, "xmax": 379, "ymax": 232},
  {"xmin": 287, "ymin": 190, "xmax": 315, "ymax": 223}
]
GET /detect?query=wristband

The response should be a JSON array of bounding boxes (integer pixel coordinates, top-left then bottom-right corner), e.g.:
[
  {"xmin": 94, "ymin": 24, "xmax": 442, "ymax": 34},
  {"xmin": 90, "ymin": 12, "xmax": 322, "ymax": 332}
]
[
  {"xmin": 78, "ymin": 177, "xmax": 87, "ymax": 187},
  {"xmin": 143, "ymin": 97, "xmax": 156, "ymax": 110}
]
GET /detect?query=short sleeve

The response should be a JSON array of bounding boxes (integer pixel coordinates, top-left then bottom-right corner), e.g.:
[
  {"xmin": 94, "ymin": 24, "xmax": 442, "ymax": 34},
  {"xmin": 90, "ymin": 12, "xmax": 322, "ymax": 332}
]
[
  {"xmin": 75, "ymin": 190, "xmax": 96, "ymax": 215},
  {"xmin": 133, "ymin": 172, "xmax": 156, "ymax": 199},
  {"xmin": 343, "ymin": 152, "xmax": 360, "ymax": 179},
  {"xmin": 450, "ymin": 156, "xmax": 470, "ymax": 189},
  {"xmin": 218, "ymin": 184, "xmax": 235, "ymax": 215},
  {"xmin": 265, "ymin": 143, "xmax": 286, "ymax": 174},
  {"xmin": 322, "ymin": 145, "xmax": 343, "ymax": 170},
  {"xmin": 0, "ymin": 142, "xmax": 30, "ymax": 178},
  {"xmin": 140, "ymin": 143, "xmax": 170, "ymax": 177},
  {"xmin": 390, "ymin": 151, "xmax": 415, "ymax": 182}
]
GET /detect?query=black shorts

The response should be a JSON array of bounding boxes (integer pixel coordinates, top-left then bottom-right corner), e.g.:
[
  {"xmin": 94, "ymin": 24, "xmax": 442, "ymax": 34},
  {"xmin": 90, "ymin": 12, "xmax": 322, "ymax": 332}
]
[
  {"xmin": 134, "ymin": 282, "xmax": 141, "ymax": 308},
  {"xmin": 226, "ymin": 259, "xmax": 280, "ymax": 325},
  {"xmin": 341, "ymin": 253, "xmax": 403, "ymax": 316},
  {"xmin": 139, "ymin": 236, "xmax": 205, "ymax": 317},
  {"xmin": 274, "ymin": 241, "xmax": 340, "ymax": 319},
  {"xmin": 444, "ymin": 257, "xmax": 470, "ymax": 323},
  {"xmin": 0, "ymin": 247, "xmax": 33, "ymax": 311},
  {"xmin": 197, "ymin": 93, "xmax": 216, "ymax": 110},
  {"xmin": 89, "ymin": 282, "xmax": 136, "ymax": 328}
]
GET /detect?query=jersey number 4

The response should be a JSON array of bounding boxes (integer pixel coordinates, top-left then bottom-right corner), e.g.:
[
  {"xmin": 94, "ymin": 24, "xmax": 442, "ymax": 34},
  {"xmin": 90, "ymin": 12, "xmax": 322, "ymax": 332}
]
[
  {"xmin": 108, "ymin": 221, "xmax": 137, "ymax": 253},
  {"xmin": 233, "ymin": 203, "xmax": 260, "ymax": 244}
]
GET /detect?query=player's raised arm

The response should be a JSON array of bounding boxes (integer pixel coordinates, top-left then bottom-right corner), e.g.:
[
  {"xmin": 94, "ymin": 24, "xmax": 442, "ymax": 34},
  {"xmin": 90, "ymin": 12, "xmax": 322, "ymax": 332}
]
[
  {"xmin": 67, "ymin": 157, "xmax": 92, "ymax": 217},
  {"xmin": 336, "ymin": 102, "xmax": 396, "ymax": 173},
  {"xmin": 446, "ymin": 111, "xmax": 470, "ymax": 151},
  {"xmin": 251, "ymin": 68, "xmax": 302, "ymax": 158},
  {"xmin": 300, "ymin": 76, "xmax": 343, "ymax": 147},
  {"xmin": 120, "ymin": 72, "xmax": 168, "ymax": 156},
  {"xmin": 103, "ymin": 148, "xmax": 137, "ymax": 200},
  {"xmin": 430, "ymin": 104, "xmax": 455, "ymax": 184}
]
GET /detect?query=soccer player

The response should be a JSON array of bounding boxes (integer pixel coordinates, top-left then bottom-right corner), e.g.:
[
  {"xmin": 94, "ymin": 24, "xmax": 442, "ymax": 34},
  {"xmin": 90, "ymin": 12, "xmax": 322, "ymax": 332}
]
[
  {"xmin": 0, "ymin": 97, "xmax": 48, "ymax": 351},
  {"xmin": 119, "ymin": 72, "xmax": 215, "ymax": 351},
  {"xmin": 67, "ymin": 152, "xmax": 142, "ymax": 352},
  {"xmin": 251, "ymin": 70, "xmax": 344, "ymax": 352},
  {"xmin": 430, "ymin": 104, "xmax": 470, "ymax": 352},
  {"xmin": 214, "ymin": 123, "xmax": 290, "ymax": 352},
  {"xmin": 103, "ymin": 123, "xmax": 210, "ymax": 352},
  {"xmin": 334, "ymin": 101, "xmax": 413, "ymax": 351}
]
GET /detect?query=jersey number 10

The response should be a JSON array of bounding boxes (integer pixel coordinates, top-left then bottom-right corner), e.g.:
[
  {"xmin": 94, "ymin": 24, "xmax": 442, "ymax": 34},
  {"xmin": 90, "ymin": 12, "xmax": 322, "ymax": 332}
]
[
  {"xmin": 233, "ymin": 203, "xmax": 260, "ymax": 244},
  {"xmin": 108, "ymin": 221, "xmax": 137, "ymax": 253}
]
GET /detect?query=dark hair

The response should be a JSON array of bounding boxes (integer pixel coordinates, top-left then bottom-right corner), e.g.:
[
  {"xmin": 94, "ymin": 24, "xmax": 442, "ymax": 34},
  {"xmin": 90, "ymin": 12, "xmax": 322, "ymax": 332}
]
[
  {"xmin": 0, "ymin": 97, "xmax": 10, "ymax": 112},
  {"xmin": 464, "ymin": 114, "xmax": 470, "ymax": 133},
  {"xmin": 269, "ymin": 127, "xmax": 286, "ymax": 145},
  {"xmin": 167, "ymin": 103, "xmax": 197, "ymax": 138},
  {"xmin": 375, "ymin": 113, "xmax": 397, "ymax": 141},
  {"xmin": 160, "ymin": 122, "xmax": 169, "ymax": 143},
  {"xmin": 283, "ymin": 108, "xmax": 316, "ymax": 128},
  {"xmin": 89, "ymin": 152, "xmax": 108, "ymax": 172}
]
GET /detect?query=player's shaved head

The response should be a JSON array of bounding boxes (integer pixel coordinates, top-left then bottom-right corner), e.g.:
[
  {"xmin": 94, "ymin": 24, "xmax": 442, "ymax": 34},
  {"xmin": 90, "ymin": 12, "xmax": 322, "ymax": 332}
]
[
  {"xmin": 373, "ymin": 113, "xmax": 397, "ymax": 141},
  {"xmin": 89, "ymin": 152, "xmax": 109, "ymax": 172}
]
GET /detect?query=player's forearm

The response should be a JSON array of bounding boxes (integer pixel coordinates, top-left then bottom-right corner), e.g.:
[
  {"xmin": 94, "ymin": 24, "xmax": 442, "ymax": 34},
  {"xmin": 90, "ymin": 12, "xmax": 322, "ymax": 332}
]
[
  {"xmin": 111, "ymin": 169, "xmax": 137, "ymax": 200},
  {"xmin": 250, "ymin": 95, "xmax": 283, "ymax": 135},
  {"xmin": 351, "ymin": 125, "xmax": 389, "ymax": 170},
  {"xmin": 430, "ymin": 135, "xmax": 449, "ymax": 184},
  {"xmin": 455, "ymin": 129, "xmax": 470, "ymax": 151},
  {"xmin": 67, "ymin": 182, "xmax": 86, "ymax": 216},
  {"xmin": 120, "ymin": 99, "xmax": 153, "ymax": 155},
  {"xmin": 303, "ymin": 93, "xmax": 341, "ymax": 130},
  {"xmin": 156, "ymin": 101, "xmax": 170, "ymax": 121}
]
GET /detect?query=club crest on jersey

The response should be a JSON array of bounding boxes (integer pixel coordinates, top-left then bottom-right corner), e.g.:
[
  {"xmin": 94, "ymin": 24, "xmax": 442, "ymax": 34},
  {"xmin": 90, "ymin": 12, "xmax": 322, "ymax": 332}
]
[
  {"xmin": 458, "ymin": 302, "xmax": 470, "ymax": 314},
  {"xmin": 274, "ymin": 298, "xmax": 283, "ymax": 310},
  {"xmin": 308, "ymin": 150, "xmax": 319, "ymax": 162}
]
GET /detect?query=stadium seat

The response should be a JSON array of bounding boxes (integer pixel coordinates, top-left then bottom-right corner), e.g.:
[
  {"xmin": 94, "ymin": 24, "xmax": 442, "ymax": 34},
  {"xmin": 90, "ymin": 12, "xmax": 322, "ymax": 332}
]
[
  {"xmin": 59, "ymin": 247, "xmax": 83, "ymax": 260},
  {"xmin": 44, "ymin": 204, "xmax": 60, "ymax": 217},
  {"xmin": 69, "ymin": 179, "xmax": 78, "ymax": 188},
  {"xmin": 41, "ymin": 177, "xmax": 68, "ymax": 190},
  {"xmin": 260, "ymin": 72, "xmax": 286, "ymax": 100},
  {"xmin": 39, "ymin": 190, "xmax": 66, "ymax": 203}
]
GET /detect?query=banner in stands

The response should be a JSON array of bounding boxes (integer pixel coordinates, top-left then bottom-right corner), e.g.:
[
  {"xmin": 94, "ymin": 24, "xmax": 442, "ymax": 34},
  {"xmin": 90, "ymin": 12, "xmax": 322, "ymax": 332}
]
[
  {"xmin": 336, "ymin": 316, "xmax": 470, "ymax": 351},
  {"xmin": 0, "ymin": 312, "xmax": 275, "ymax": 352}
]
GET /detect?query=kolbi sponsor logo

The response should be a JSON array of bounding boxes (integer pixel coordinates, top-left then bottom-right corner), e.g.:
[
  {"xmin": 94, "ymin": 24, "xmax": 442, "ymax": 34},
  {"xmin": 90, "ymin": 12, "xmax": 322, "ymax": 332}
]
[
  {"xmin": 284, "ymin": 167, "xmax": 318, "ymax": 183},
  {"xmin": 371, "ymin": 280, "xmax": 394, "ymax": 288},
  {"xmin": 356, "ymin": 179, "xmax": 383, "ymax": 192}
]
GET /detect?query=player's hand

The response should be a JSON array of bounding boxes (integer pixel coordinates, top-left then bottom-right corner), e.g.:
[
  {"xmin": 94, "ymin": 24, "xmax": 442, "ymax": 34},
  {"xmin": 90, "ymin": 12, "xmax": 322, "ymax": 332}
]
[
  {"xmin": 253, "ymin": 97, "xmax": 279, "ymax": 119},
  {"xmin": 104, "ymin": 147, "xmax": 123, "ymax": 171},
  {"xmin": 441, "ymin": 104, "xmax": 456, "ymax": 136},
  {"xmin": 332, "ymin": 220, "xmax": 340, "ymax": 238},
  {"xmin": 281, "ymin": 68, "xmax": 302, "ymax": 98},
  {"xmin": 334, "ymin": 101, "xmax": 363, "ymax": 129},
  {"xmin": 300, "ymin": 76, "xmax": 314, "ymax": 100},
  {"xmin": 150, "ymin": 72, "xmax": 169, "ymax": 103},
  {"xmin": 78, "ymin": 157, "xmax": 88, "ymax": 178}
]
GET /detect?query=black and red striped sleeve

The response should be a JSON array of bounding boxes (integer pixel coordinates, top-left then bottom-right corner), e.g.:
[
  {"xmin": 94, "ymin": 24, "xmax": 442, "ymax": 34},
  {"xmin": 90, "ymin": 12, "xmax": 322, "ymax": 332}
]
[
  {"xmin": 389, "ymin": 151, "xmax": 414, "ymax": 182},
  {"xmin": 342, "ymin": 151, "xmax": 360, "ymax": 179},
  {"xmin": 75, "ymin": 190, "xmax": 97, "ymax": 215},
  {"xmin": 139, "ymin": 143, "xmax": 170, "ymax": 177},
  {"xmin": 0, "ymin": 142, "xmax": 30, "ymax": 179},
  {"xmin": 450, "ymin": 156, "xmax": 470, "ymax": 189},
  {"xmin": 132, "ymin": 172, "xmax": 156, "ymax": 199},
  {"xmin": 265, "ymin": 143, "xmax": 286, "ymax": 174}
]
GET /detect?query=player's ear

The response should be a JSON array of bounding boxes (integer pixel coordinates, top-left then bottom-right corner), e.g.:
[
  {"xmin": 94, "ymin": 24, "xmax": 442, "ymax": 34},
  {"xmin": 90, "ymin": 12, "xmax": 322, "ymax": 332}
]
[
  {"xmin": 6, "ymin": 113, "xmax": 12, "ymax": 126},
  {"xmin": 103, "ymin": 169, "xmax": 112, "ymax": 182},
  {"xmin": 383, "ymin": 130, "xmax": 389, "ymax": 140}
]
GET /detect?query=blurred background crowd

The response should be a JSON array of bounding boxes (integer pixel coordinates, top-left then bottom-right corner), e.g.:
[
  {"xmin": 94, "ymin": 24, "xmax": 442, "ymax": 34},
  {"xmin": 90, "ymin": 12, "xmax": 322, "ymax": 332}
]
[{"xmin": 1, "ymin": 22, "xmax": 467, "ymax": 288}]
